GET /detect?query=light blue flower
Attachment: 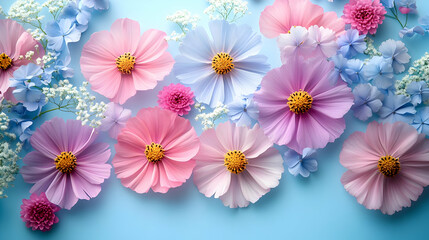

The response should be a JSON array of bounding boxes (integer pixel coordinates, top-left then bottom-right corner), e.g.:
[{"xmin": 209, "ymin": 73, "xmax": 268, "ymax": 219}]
[
  {"xmin": 330, "ymin": 54, "xmax": 349, "ymax": 84},
  {"xmin": 406, "ymin": 81, "xmax": 429, "ymax": 105},
  {"xmin": 81, "ymin": 0, "xmax": 109, "ymax": 10},
  {"xmin": 11, "ymin": 82, "xmax": 47, "ymax": 112},
  {"xmin": 381, "ymin": 0, "xmax": 395, "ymax": 8},
  {"xmin": 227, "ymin": 96, "xmax": 258, "ymax": 127},
  {"xmin": 363, "ymin": 56, "xmax": 394, "ymax": 90},
  {"xmin": 411, "ymin": 107, "xmax": 429, "ymax": 135},
  {"xmin": 60, "ymin": 1, "xmax": 92, "ymax": 32},
  {"xmin": 420, "ymin": 15, "xmax": 429, "ymax": 30},
  {"xmin": 337, "ymin": 29, "xmax": 366, "ymax": 58},
  {"xmin": 46, "ymin": 18, "xmax": 81, "ymax": 52},
  {"xmin": 378, "ymin": 93, "xmax": 416, "ymax": 123},
  {"xmin": 11, "ymin": 104, "xmax": 28, "ymax": 118},
  {"xmin": 174, "ymin": 20, "xmax": 270, "ymax": 107},
  {"xmin": 284, "ymin": 148, "xmax": 318, "ymax": 178},
  {"xmin": 8, "ymin": 118, "xmax": 34, "ymax": 142},
  {"xmin": 351, "ymin": 83, "xmax": 384, "ymax": 121},
  {"xmin": 379, "ymin": 39, "xmax": 411, "ymax": 74},
  {"xmin": 399, "ymin": 26, "xmax": 425, "ymax": 38},
  {"xmin": 10, "ymin": 63, "xmax": 44, "ymax": 86},
  {"xmin": 344, "ymin": 59, "xmax": 366, "ymax": 84}
]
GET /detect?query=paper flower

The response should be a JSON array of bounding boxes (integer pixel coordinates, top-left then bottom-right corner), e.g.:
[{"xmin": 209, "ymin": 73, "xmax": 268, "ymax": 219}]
[
  {"xmin": 113, "ymin": 108, "xmax": 199, "ymax": 193},
  {"xmin": 378, "ymin": 93, "xmax": 416, "ymax": 123},
  {"xmin": 406, "ymin": 81, "xmax": 429, "ymax": 105},
  {"xmin": 337, "ymin": 29, "xmax": 366, "ymax": 58},
  {"xmin": 411, "ymin": 107, "xmax": 429, "ymax": 135},
  {"xmin": 284, "ymin": 148, "xmax": 318, "ymax": 177},
  {"xmin": 20, "ymin": 193, "xmax": 60, "ymax": 231},
  {"xmin": 227, "ymin": 96, "xmax": 258, "ymax": 127},
  {"xmin": 277, "ymin": 26, "xmax": 337, "ymax": 62},
  {"xmin": 157, "ymin": 83, "xmax": 194, "ymax": 116},
  {"xmin": 99, "ymin": 102, "xmax": 132, "ymax": 139},
  {"xmin": 363, "ymin": 56, "xmax": 394, "ymax": 90},
  {"xmin": 174, "ymin": 20, "xmax": 270, "ymax": 107},
  {"xmin": 351, "ymin": 83, "xmax": 384, "ymax": 121},
  {"xmin": 259, "ymin": 0, "xmax": 344, "ymax": 39},
  {"xmin": 254, "ymin": 55, "xmax": 354, "ymax": 153},
  {"xmin": 379, "ymin": 39, "xmax": 411, "ymax": 74},
  {"xmin": 342, "ymin": 0, "xmax": 387, "ymax": 35},
  {"xmin": 21, "ymin": 118, "xmax": 112, "ymax": 209},
  {"xmin": 193, "ymin": 122, "xmax": 284, "ymax": 208},
  {"xmin": 340, "ymin": 121, "xmax": 429, "ymax": 215},
  {"xmin": 0, "ymin": 19, "xmax": 44, "ymax": 100},
  {"xmin": 81, "ymin": 18, "xmax": 174, "ymax": 104}
]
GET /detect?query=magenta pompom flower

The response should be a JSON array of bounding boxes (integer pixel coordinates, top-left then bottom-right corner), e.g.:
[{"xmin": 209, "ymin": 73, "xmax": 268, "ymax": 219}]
[
  {"xmin": 342, "ymin": 0, "xmax": 387, "ymax": 35},
  {"xmin": 80, "ymin": 18, "xmax": 174, "ymax": 104},
  {"xmin": 21, "ymin": 118, "xmax": 112, "ymax": 210},
  {"xmin": 157, "ymin": 83, "xmax": 194, "ymax": 116},
  {"xmin": 254, "ymin": 56, "xmax": 354, "ymax": 153},
  {"xmin": 20, "ymin": 193, "xmax": 60, "ymax": 231},
  {"xmin": 340, "ymin": 121, "xmax": 429, "ymax": 215},
  {"xmin": 193, "ymin": 122, "xmax": 284, "ymax": 208},
  {"xmin": 113, "ymin": 108, "xmax": 200, "ymax": 193}
]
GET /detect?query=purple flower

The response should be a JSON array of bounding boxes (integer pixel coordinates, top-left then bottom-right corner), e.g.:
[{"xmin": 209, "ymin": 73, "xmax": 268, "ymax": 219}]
[
  {"xmin": 378, "ymin": 93, "xmax": 416, "ymax": 123},
  {"xmin": 351, "ymin": 83, "xmax": 384, "ymax": 121},
  {"xmin": 379, "ymin": 39, "xmax": 411, "ymax": 74},
  {"xmin": 20, "ymin": 193, "xmax": 60, "ymax": 231},
  {"xmin": 284, "ymin": 148, "xmax": 318, "ymax": 177},
  {"xmin": 99, "ymin": 102, "xmax": 132, "ymax": 139},
  {"xmin": 227, "ymin": 96, "xmax": 258, "ymax": 127},
  {"xmin": 344, "ymin": 59, "xmax": 366, "ymax": 84},
  {"xmin": 363, "ymin": 56, "xmax": 394, "ymax": 90},
  {"xmin": 399, "ymin": 26, "xmax": 425, "ymax": 38},
  {"xmin": 20, "ymin": 118, "xmax": 111, "ymax": 209},
  {"xmin": 337, "ymin": 29, "xmax": 366, "ymax": 59}
]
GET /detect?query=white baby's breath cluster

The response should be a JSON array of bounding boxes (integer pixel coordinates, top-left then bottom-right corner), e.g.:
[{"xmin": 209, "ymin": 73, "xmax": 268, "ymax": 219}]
[
  {"xmin": 7, "ymin": 0, "xmax": 44, "ymax": 24},
  {"xmin": 166, "ymin": 10, "xmax": 200, "ymax": 41},
  {"xmin": 204, "ymin": 0, "xmax": 250, "ymax": 22},
  {"xmin": 43, "ymin": 80, "xmax": 107, "ymax": 128},
  {"xmin": 396, "ymin": 52, "xmax": 429, "ymax": 96},
  {"xmin": 41, "ymin": 0, "xmax": 71, "ymax": 19},
  {"xmin": 0, "ymin": 5, "xmax": 4, "ymax": 15},
  {"xmin": 195, "ymin": 102, "xmax": 229, "ymax": 130},
  {"xmin": 35, "ymin": 50, "xmax": 57, "ymax": 66},
  {"xmin": 29, "ymin": 28, "xmax": 46, "ymax": 42},
  {"xmin": 364, "ymin": 37, "xmax": 382, "ymax": 57}
]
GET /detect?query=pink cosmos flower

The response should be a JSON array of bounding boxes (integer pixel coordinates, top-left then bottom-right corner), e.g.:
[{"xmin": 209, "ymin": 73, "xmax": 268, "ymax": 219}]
[
  {"xmin": 340, "ymin": 121, "xmax": 429, "ymax": 215},
  {"xmin": 21, "ymin": 118, "xmax": 112, "ymax": 210},
  {"xmin": 259, "ymin": 0, "xmax": 345, "ymax": 39},
  {"xmin": 157, "ymin": 83, "xmax": 194, "ymax": 116},
  {"xmin": 20, "ymin": 192, "xmax": 60, "ymax": 231},
  {"xmin": 99, "ymin": 102, "xmax": 132, "ymax": 139},
  {"xmin": 80, "ymin": 18, "xmax": 174, "ymax": 104},
  {"xmin": 342, "ymin": 0, "xmax": 387, "ymax": 35},
  {"xmin": 0, "ymin": 19, "xmax": 44, "ymax": 100},
  {"xmin": 254, "ymin": 55, "xmax": 354, "ymax": 154},
  {"xmin": 113, "ymin": 107, "xmax": 199, "ymax": 193},
  {"xmin": 193, "ymin": 122, "xmax": 284, "ymax": 208}
]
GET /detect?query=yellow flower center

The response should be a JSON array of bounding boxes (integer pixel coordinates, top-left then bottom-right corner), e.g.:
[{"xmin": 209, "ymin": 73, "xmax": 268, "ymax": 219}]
[
  {"xmin": 378, "ymin": 155, "xmax": 400, "ymax": 177},
  {"xmin": 212, "ymin": 52, "xmax": 234, "ymax": 75},
  {"xmin": 116, "ymin": 52, "xmax": 136, "ymax": 74},
  {"xmin": 0, "ymin": 53, "xmax": 12, "ymax": 70},
  {"xmin": 287, "ymin": 90, "xmax": 313, "ymax": 114},
  {"xmin": 224, "ymin": 150, "xmax": 248, "ymax": 174},
  {"xmin": 145, "ymin": 143, "xmax": 165, "ymax": 163},
  {"xmin": 55, "ymin": 151, "xmax": 77, "ymax": 174}
]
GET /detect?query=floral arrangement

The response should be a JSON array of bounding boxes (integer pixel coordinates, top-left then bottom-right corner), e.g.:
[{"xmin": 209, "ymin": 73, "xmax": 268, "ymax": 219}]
[{"xmin": 1, "ymin": 0, "xmax": 429, "ymax": 233}]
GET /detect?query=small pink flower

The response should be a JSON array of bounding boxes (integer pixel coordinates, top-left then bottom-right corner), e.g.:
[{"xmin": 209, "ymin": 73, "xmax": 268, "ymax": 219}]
[
  {"xmin": 342, "ymin": 0, "xmax": 387, "ymax": 35},
  {"xmin": 157, "ymin": 83, "xmax": 194, "ymax": 116},
  {"xmin": 20, "ymin": 193, "xmax": 60, "ymax": 232},
  {"xmin": 341, "ymin": 121, "xmax": 429, "ymax": 215},
  {"xmin": 398, "ymin": 7, "xmax": 411, "ymax": 14}
]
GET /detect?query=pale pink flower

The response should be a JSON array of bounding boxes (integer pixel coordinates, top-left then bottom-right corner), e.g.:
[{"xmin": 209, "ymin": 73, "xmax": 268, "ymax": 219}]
[
  {"xmin": 193, "ymin": 122, "xmax": 284, "ymax": 208},
  {"xmin": 113, "ymin": 107, "xmax": 200, "ymax": 193},
  {"xmin": 341, "ymin": 121, "xmax": 429, "ymax": 215},
  {"xmin": 80, "ymin": 18, "xmax": 174, "ymax": 104},
  {"xmin": 259, "ymin": 0, "xmax": 344, "ymax": 39}
]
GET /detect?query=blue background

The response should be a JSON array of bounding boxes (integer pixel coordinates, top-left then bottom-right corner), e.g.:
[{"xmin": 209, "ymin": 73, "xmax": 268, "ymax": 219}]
[{"xmin": 1, "ymin": 0, "xmax": 429, "ymax": 239}]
